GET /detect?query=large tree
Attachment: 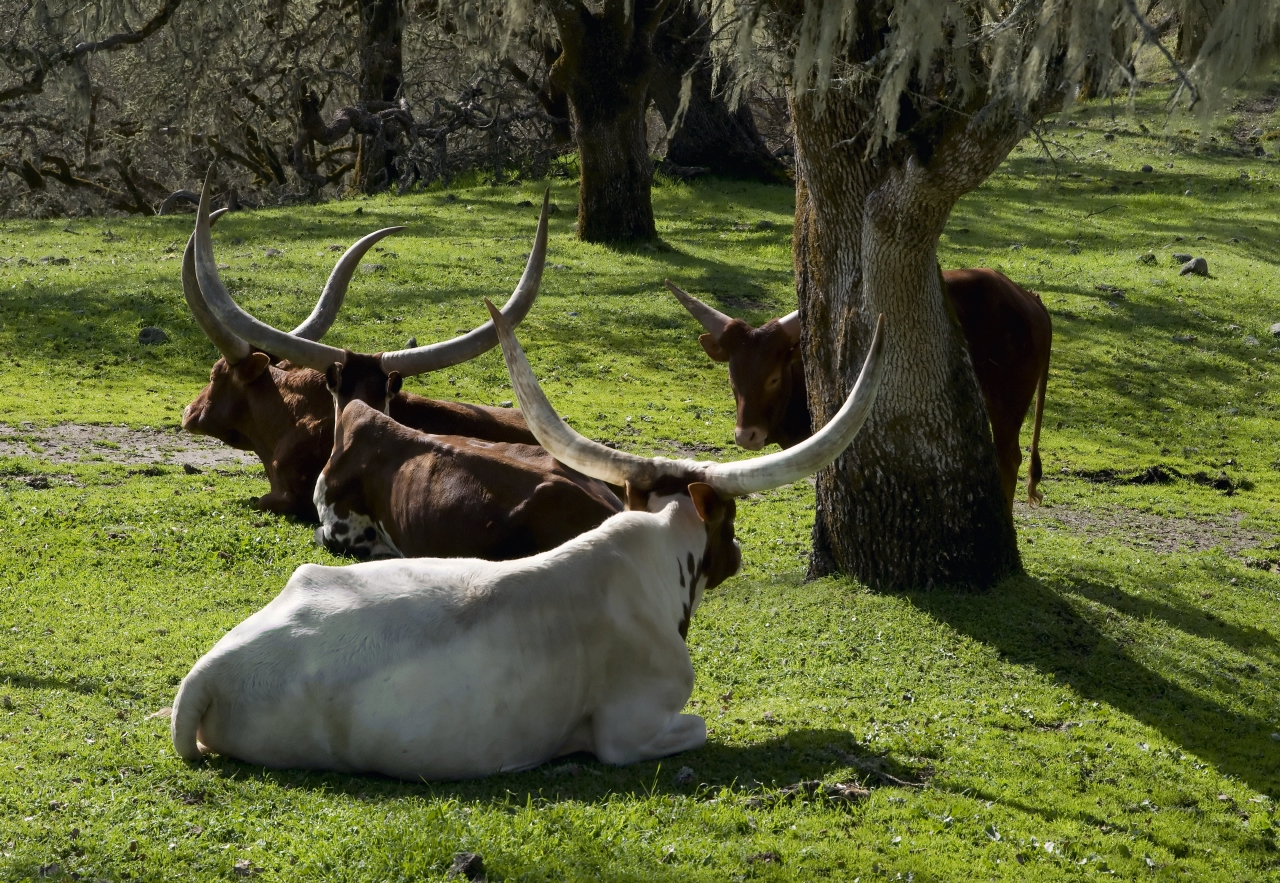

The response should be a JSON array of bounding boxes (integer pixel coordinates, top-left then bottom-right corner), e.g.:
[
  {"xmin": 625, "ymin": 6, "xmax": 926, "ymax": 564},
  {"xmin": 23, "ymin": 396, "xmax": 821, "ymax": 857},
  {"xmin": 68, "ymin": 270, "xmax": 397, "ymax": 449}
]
[{"xmin": 707, "ymin": 0, "xmax": 1280, "ymax": 589}]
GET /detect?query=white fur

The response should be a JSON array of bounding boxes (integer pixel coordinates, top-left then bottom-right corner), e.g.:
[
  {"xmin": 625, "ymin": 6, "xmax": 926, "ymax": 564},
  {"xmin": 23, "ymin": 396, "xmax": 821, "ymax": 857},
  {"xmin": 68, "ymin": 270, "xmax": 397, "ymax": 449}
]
[
  {"xmin": 172, "ymin": 494, "xmax": 717, "ymax": 779},
  {"xmin": 312, "ymin": 472, "xmax": 403, "ymax": 559}
]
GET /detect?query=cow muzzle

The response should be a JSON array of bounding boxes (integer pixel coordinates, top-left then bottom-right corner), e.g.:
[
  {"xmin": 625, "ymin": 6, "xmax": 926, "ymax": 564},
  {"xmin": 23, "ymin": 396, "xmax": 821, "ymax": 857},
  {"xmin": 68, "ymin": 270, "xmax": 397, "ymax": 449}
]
[{"xmin": 733, "ymin": 425, "xmax": 768, "ymax": 451}]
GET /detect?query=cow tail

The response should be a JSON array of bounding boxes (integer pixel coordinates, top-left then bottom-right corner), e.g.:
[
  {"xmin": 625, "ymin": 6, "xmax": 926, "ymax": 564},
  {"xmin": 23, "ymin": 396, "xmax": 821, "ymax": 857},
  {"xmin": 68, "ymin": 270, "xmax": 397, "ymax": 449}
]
[
  {"xmin": 171, "ymin": 668, "xmax": 212, "ymax": 762},
  {"xmin": 1026, "ymin": 348, "xmax": 1049, "ymax": 507}
]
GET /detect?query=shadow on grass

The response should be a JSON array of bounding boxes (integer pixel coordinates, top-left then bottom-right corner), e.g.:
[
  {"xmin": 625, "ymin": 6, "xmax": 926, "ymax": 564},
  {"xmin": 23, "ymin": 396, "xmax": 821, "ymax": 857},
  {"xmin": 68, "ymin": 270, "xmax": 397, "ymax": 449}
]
[
  {"xmin": 192, "ymin": 728, "xmax": 925, "ymax": 807},
  {"xmin": 0, "ymin": 671, "xmax": 118, "ymax": 695},
  {"xmin": 908, "ymin": 575, "xmax": 1280, "ymax": 797}
]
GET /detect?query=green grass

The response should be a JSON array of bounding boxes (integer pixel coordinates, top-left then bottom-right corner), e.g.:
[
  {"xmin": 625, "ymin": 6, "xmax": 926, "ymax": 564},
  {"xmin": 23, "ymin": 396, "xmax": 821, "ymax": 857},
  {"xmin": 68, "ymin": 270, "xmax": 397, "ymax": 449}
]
[{"xmin": 2, "ymin": 89, "xmax": 1280, "ymax": 879}]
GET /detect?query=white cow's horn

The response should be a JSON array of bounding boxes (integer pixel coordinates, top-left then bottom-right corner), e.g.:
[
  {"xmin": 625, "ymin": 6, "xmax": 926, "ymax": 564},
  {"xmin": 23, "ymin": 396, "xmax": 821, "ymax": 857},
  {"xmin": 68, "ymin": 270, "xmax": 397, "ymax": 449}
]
[
  {"xmin": 378, "ymin": 189, "xmax": 550, "ymax": 377},
  {"xmin": 182, "ymin": 207, "xmax": 251, "ymax": 364},
  {"xmin": 193, "ymin": 167, "xmax": 349, "ymax": 372},
  {"xmin": 665, "ymin": 280, "xmax": 734, "ymax": 339},
  {"xmin": 290, "ymin": 226, "xmax": 405, "ymax": 340},
  {"xmin": 487, "ymin": 297, "xmax": 887, "ymax": 497}
]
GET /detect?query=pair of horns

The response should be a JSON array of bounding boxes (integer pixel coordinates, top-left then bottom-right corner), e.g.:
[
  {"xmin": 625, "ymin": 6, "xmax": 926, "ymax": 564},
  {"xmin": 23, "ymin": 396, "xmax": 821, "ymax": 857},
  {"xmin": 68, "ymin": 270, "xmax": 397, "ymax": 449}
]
[
  {"xmin": 665, "ymin": 280, "xmax": 801, "ymax": 344},
  {"xmin": 190, "ymin": 167, "xmax": 549, "ymax": 375},
  {"xmin": 181, "ymin": 208, "xmax": 401, "ymax": 364},
  {"xmin": 485, "ymin": 298, "xmax": 885, "ymax": 497}
]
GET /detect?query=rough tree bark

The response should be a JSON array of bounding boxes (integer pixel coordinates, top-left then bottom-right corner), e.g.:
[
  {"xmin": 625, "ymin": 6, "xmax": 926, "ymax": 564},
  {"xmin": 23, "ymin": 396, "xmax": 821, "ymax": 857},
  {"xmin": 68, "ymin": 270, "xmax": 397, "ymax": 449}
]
[
  {"xmin": 792, "ymin": 87, "xmax": 1031, "ymax": 590},
  {"xmin": 549, "ymin": 0, "xmax": 670, "ymax": 242},
  {"xmin": 352, "ymin": 0, "xmax": 405, "ymax": 192},
  {"xmin": 650, "ymin": 6, "xmax": 789, "ymax": 184}
]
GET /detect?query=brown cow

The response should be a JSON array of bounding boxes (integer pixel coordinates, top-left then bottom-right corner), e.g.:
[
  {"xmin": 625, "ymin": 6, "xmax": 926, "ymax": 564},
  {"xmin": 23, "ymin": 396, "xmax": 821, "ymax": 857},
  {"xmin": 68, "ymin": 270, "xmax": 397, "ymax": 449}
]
[
  {"xmin": 314, "ymin": 399, "xmax": 622, "ymax": 560},
  {"xmin": 180, "ymin": 194, "xmax": 546, "ymax": 521},
  {"xmin": 668, "ymin": 268, "xmax": 1051, "ymax": 511}
]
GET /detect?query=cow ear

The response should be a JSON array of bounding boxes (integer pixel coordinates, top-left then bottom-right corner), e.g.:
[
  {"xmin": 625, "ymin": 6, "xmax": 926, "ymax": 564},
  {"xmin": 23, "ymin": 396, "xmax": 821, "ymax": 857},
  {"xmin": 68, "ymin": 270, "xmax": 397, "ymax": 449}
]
[
  {"xmin": 386, "ymin": 371, "xmax": 403, "ymax": 397},
  {"xmin": 698, "ymin": 333, "xmax": 729, "ymax": 362},
  {"xmin": 325, "ymin": 362, "xmax": 343, "ymax": 392},
  {"xmin": 624, "ymin": 480, "xmax": 648, "ymax": 511},
  {"xmin": 687, "ymin": 482, "xmax": 722, "ymax": 522},
  {"xmin": 236, "ymin": 352, "xmax": 271, "ymax": 384}
]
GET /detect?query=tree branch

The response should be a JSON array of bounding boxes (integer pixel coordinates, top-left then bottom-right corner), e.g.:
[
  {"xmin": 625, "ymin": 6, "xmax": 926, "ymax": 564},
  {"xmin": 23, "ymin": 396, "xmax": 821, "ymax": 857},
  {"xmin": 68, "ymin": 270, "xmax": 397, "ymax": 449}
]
[{"xmin": 0, "ymin": 0, "xmax": 187, "ymax": 102}]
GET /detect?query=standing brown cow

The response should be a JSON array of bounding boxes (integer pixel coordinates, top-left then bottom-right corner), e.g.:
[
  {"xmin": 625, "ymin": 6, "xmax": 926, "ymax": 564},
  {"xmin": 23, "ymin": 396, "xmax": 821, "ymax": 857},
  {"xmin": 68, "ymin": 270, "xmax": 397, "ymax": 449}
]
[
  {"xmin": 668, "ymin": 268, "xmax": 1051, "ymax": 511},
  {"xmin": 180, "ymin": 197, "xmax": 549, "ymax": 521}
]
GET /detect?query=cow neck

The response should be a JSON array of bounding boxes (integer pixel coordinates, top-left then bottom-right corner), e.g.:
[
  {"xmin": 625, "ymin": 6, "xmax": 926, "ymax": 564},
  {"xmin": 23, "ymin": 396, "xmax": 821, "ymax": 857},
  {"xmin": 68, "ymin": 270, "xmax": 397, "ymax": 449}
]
[{"xmin": 634, "ymin": 485, "xmax": 740, "ymax": 642}]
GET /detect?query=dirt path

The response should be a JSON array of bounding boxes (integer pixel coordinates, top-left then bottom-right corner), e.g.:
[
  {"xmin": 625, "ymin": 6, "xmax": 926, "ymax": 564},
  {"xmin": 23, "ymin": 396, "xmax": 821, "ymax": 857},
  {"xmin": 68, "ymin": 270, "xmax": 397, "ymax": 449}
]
[
  {"xmin": 1014, "ymin": 500, "xmax": 1275, "ymax": 558},
  {"xmin": 0, "ymin": 422, "xmax": 257, "ymax": 469},
  {"xmin": 3, "ymin": 423, "xmax": 1274, "ymax": 558}
]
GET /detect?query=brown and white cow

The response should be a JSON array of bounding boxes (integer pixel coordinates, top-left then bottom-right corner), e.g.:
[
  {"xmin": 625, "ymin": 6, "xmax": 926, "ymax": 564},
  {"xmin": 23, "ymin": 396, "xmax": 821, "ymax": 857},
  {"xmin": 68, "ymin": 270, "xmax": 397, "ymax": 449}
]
[
  {"xmin": 312, "ymin": 400, "xmax": 622, "ymax": 560},
  {"xmin": 667, "ymin": 268, "xmax": 1051, "ymax": 511},
  {"xmin": 179, "ymin": 189, "xmax": 547, "ymax": 521},
  {"xmin": 169, "ymin": 305, "xmax": 885, "ymax": 779}
]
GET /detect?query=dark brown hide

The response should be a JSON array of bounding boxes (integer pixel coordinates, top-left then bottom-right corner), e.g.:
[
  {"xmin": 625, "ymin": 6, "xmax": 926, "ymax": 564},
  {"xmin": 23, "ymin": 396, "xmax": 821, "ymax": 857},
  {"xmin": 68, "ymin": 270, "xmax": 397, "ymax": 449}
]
[
  {"xmin": 182, "ymin": 358, "xmax": 538, "ymax": 522},
  {"xmin": 693, "ymin": 268, "xmax": 1051, "ymax": 511},
  {"xmin": 318, "ymin": 401, "xmax": 622, "ymax": 560}
]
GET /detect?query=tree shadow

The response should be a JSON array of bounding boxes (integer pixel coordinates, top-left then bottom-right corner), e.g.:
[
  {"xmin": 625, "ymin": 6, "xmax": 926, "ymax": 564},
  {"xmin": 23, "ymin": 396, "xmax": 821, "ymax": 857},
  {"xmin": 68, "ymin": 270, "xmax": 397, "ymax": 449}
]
[
  {"xmin": 907, "ymin": 575, "xmax": 1280, "ymax": 797},
  {"xmin": 0, "ymin": 671, "xmax": 117, "ymax": 695},
  {"xmin": 190, "ymin": 727, "xmax": 926, "ymax": 808}
]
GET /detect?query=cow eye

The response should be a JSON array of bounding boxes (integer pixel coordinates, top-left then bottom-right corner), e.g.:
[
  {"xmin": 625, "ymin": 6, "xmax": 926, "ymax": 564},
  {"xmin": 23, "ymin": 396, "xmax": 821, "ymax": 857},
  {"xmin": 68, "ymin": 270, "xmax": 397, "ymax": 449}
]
[{"xmin": 767, "ymin": 373, "xmax": 781, "ymax": 388}]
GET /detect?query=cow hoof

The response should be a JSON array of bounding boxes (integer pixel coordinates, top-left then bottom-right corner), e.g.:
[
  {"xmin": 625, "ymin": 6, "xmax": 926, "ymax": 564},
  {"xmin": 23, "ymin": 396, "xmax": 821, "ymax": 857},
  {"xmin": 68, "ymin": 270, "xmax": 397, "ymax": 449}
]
[{"xmin": 313, "ymin": 527, "xmax": 327, "ymax": 548}]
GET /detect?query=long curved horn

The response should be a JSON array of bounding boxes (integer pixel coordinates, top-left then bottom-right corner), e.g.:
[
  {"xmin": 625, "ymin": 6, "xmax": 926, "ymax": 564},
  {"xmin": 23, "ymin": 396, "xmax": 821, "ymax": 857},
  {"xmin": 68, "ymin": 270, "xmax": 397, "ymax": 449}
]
[
  {"xmin": 182, "ymin": 208, "xmax": 251, "ymax": 364},
  {"xmin": 486, "ymin": 297, "xmax": 887, "ymax": 497},
  {"xmin": 778, "ymin": 310, "xmax": 801, "ymax": 346},
  {"xmin": 289, "ymin": 226, "xmax": 404, "ymax": 340},
  {"xmin": 193, "ymin": 168, "xmax": 347, "ymax": 372},
  {"xmin": 665, "ymin": 280, "xmax": 734, "ymax": 339},
  {"xmin": 379, "ymin": 189, "xmax": 550, "ymax": 377}
]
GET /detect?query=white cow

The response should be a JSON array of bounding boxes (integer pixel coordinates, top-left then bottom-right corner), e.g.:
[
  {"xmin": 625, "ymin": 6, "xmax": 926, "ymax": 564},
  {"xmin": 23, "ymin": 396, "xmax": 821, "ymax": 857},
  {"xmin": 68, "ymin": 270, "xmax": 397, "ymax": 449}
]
[{"xmin": 171, "ymin": 304, "xmax": 885, "ymax": 779}]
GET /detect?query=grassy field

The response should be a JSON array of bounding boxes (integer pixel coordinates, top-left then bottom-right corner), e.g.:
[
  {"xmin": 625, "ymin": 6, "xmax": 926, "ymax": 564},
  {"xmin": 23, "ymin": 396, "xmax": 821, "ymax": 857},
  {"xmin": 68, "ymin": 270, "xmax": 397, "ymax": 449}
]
[{"xmin": 2, "ymin": 90, "xmax": 1280, "ymax": 880}]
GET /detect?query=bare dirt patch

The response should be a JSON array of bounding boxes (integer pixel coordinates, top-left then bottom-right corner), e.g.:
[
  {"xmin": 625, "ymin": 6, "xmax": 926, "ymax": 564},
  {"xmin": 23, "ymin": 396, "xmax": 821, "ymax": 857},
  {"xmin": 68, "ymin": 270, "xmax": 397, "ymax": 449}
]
[
  {"xmin": 1015, "ymin": 500, "xmax": 1276, "ymax": 558},
  {"xmin": 0, "ymin": 422, "xmax": 257, "ymax": 469}
]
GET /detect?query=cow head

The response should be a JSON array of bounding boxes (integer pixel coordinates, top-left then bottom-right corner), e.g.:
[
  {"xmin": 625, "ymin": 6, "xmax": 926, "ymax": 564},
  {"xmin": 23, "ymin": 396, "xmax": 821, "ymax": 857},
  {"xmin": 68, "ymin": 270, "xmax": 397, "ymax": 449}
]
[
  {"xmin": 188, "ymin": 174, "xmax": 550, "ymax": 423},
  {"xmin": 666, "ymin": 281, "xmax": 801, "ymax": 450},
  {"xmin": 486, "ymin": 298, "xmax": 886, "ymax": 599},
  {"xmin": 180, "ymin": 199, "xmax": 401, "ymax": 452}
]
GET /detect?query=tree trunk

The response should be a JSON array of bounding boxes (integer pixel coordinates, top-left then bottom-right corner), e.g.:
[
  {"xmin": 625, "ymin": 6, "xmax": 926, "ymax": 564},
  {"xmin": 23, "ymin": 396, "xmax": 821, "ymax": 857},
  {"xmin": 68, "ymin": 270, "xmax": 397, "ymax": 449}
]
[
  {"xmin": 550, "ymin": 0, "xmax": 668, "ymax": 242},
  {"xmin": 650, "ymin": 6, "xmax": 789, "ymax": 184},
  {"xmin": 352, "ymin": 0, "xmax": 403, "ymax": 193},
  {"xmin": 791, "ymin": 89, "xmax": 1023, "ymax": 590}
]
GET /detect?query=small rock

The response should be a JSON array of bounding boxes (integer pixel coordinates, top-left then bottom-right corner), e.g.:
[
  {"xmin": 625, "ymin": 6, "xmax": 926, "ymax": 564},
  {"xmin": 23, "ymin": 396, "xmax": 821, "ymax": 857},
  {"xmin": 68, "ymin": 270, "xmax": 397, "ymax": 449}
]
[
  {"xmin": 1, "ymin": 695, "xmax": 12, "ymax": 709},
  {"xmin": 1104, "ymin": 132, "xmax": 1115, "ymax": 141},
  {"xmin": 1185, "ymin": 189, "xmax": 1193, "ymax": 196},
  {"xmin": 1269, "ymin": 322, "xmax": 1280, "ymax": 337},
  {"xmin": 568, "ymin": 311, "xmax": 579, "ymax": 317},
  {"xmin": 359, "ymin": 264, "xmax": 385, "ymax": 273},
  {"xmin": 37, "ymin": 864, "xmax": 61, "ymax": 878},
  {"xmin": 138, "ymin": 326, "xmax": 169, "ymax": 345},
  {"xmin": 499, "ymin": 401, "xmax": 513, "ymax": 408},
  {"xmin": 1244, "ymin": 336, "xmax": 1259, "ymax": 346},
  {"xmin": 233, "ymin": 858, "xmax": 261, "ymax": 877},
  {"xmin": 1240, "ymin": 171, "xmax": 1250, "ymax": 181},
  {"xmin": 1173, "ymin": 334, "xmax": 1197, "ymax": 343},
  {"xmin": 674, "ymin": 766, "xmax": 695, "ymax": 785},
  {"xmin": 183, "ymin": 463, "xmax": 202, "ymax": 475},
  {"xmin": 1271, "ymin": 732, "xmax": 1280, "ymax": 742},
  {"xmin": 405, "ymin": 336, "xmax": 418, "ymax": 349},
  {"xmin": 515, "ymin": 199, "xmax": 534, "ymax": 208},
  {"xmin": 26, "ymin": 475, "xmax": 49, "ymax": 489},
  {"xmin": 755, "ymin": 219, "xmax": 774, "ymax": 230},
  {"xmin": 547, "ymin": 203, "xmax": 560, "ymax": 215},
  {"xmin": 263, "ymin": 247, "xmax": 283, "ymax": 257},
  {"xmin": 327, "ymin": 243, "xmax": 344, "ymax": 252},
  {"xmin": 444, "ymin": 193, "xmax": 458, "ymax": 203},
  {"xmin": 1172, "ymin": 252, "xmax": 1193, "ymax": 263},
  {"xmin": 1137, "ymin": 252, "xmax": 1157, "ymax": 265},
  {"xmin": 447, "ymin": 851, "xmax": 485, "ymax": 881},
  {"xmin": 1179, "ymin": 257, "xmax": 1209, "ymax": 277},
  {"xmin": 353, "ymin": 207, "xmax": 364, "ymax": 215},
  {"xmin": 1140, "ymin": 164, "xmax": 1154, "ymax": 173},
  {"xmin": 40, "ymin": 256, "xmax": 71, "ymax": 265}
]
